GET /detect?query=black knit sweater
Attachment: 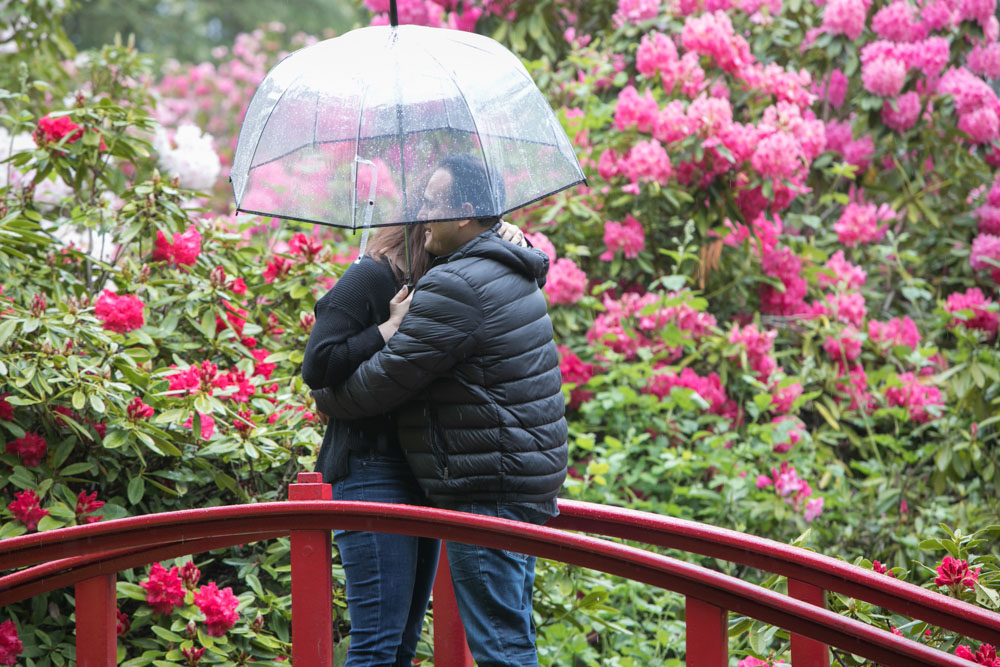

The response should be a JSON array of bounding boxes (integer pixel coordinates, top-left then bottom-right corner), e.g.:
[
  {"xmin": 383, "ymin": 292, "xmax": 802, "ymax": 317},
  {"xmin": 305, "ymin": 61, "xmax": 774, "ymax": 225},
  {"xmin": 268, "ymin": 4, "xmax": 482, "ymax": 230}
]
[{"xmin": 302, "ymin": 255, "xmax": 404, "ymax": 482}]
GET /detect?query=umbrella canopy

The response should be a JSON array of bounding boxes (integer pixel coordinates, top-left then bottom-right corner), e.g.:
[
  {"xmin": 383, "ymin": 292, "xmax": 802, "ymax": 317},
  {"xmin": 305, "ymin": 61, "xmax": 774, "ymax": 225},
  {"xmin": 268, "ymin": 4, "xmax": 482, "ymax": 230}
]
[{"xmin": 230, "ymin": 21, "xmax": 585, "ymax": 231}]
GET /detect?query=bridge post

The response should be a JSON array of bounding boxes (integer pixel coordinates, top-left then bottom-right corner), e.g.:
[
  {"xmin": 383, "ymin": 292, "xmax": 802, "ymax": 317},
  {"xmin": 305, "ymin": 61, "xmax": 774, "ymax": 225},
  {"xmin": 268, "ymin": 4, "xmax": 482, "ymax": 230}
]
[
  {"xmin": 685, "ymin": 597, "xmax": 728, "ymax": 666},
  {"xmin": 789, "ymin": 579, "xmax": 830, "ymax": 667},
  {"xmin": 289, "ymin": 471, "xmax": 334, "ymax": 667},
  {"xmin": 75, "ymin": 573, "xmax": 117, "ymax": 666},
  {"xmin": 433, "ymin": 543, "xmax": 475, "ymax": 666}
]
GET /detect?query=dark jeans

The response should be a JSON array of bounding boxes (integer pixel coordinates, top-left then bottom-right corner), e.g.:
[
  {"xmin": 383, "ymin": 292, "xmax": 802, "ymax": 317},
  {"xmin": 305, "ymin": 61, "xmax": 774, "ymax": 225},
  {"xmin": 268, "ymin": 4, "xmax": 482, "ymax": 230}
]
[
  {"xmin": 331, "ymin": 453, "xmax": 440, "ymax": 667},
  {"xmin": 441, "ymin": 502, "xmax": 553, "ymax": 667}
]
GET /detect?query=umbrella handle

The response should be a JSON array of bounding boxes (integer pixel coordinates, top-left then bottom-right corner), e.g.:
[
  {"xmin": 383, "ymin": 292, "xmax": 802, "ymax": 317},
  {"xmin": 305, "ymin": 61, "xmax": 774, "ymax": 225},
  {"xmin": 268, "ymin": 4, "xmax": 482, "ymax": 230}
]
[{"xmin": 354, "ymin": 157, "xmax": 378, "ymax": 264}]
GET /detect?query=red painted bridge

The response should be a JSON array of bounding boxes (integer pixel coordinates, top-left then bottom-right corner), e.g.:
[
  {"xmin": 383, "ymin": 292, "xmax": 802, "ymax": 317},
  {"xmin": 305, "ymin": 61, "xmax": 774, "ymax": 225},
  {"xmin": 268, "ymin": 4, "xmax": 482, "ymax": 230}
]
[{"xmin": 1, "ymin": 472, "xmax": 998, "ymax": 666}]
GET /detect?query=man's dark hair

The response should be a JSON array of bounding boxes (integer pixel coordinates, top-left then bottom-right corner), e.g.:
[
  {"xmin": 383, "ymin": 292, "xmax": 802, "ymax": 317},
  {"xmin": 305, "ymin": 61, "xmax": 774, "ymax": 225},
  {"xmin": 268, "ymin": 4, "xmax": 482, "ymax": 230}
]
[{"xmin": 439, "ymin": 153, "xmax": 504, "ymax": 226}]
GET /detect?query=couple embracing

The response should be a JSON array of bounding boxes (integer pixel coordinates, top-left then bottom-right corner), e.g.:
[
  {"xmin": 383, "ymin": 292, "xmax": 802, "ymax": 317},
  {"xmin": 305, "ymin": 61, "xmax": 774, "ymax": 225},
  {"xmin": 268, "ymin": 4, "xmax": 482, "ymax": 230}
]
[{"xmin": 302, "ymin": 154, "xmax": 568, "ymax": 667}]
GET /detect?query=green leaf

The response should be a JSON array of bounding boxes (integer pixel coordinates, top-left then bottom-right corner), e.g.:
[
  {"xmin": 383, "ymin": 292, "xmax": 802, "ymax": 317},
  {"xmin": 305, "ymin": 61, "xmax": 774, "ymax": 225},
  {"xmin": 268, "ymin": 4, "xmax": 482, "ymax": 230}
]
[
  {"xmin": 0, "ymin": 318, "xmax": 17, "ymax": 347},
  {"xmin": 103, "ymin": 429, "xmax": 129, "ymax": 450},
  {"xmin": 151, "ymin": 626, "xmax": 186, "ymax": 642},
  {"xmin": 72, "ymin": 389, "xmax": 87, "ymax": 411},
  {"xmin": 60, "ymin": 462, "xmax": 96, "ymax": 476},
  {"xmin": 127, "ymin": 476, "xmax": 145, "ymax": 505},
  {"xmin": 117, "ymin": 582, "xmax": 148, "ymax": 601}
]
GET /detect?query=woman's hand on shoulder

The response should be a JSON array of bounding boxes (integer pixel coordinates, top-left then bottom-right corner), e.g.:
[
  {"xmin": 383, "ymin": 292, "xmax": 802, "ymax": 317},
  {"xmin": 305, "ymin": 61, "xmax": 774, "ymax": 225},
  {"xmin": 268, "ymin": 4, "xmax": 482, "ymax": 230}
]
[
  {"xmin": 498, "ymin": 220, "xmax": 528, "ymax": 247},
  {"xmin": 377, "ymin": 285, "xmax": 412, "ymax": 342}
]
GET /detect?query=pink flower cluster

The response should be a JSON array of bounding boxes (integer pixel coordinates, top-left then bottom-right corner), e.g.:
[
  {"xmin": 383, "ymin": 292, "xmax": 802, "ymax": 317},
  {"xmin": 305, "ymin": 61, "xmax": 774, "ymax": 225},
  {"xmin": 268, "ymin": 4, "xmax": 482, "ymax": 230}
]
[
  {"xmin": 884, "ymin": 372, "xmax": 944, "ymax": 422},
  {"xmin": 821, "ymin": 0, "xmax": 871, "ymax": 40},
  {"xmin": 613, "ymin": 0, "xmax": 662, "ymax": 26},
  {"xmin": 600, "ymin": 214, "xmax": 646, "ymax": 260},
  {"xmin": 557, "ymin": 345, "xmax": 595, "ymax": 409},
  {"xmin": 193, "ymin": 582, "xmax": 240, "ymax": 636},
  {"xmin": 0, "ymin": 620, "xmax": 22, "ymax": 666},
  {"xmin": 94, "ymin": 290, "xmax": 145, "ymax": 333},
  {"xmin": 938, "ymin": 67, "xmax": 1000, "ymax": 144},
  {"xmin": 756, "ymin": 461, "xmax": 824, "ymax": 520},
  {"xmin": 868, "ymin": 316, "xmax": 921, "ymax": 350},
  {"xmin": 587, "ymin": 290, "xmax": 717, "ymax": 361},
  {"xmin": 646, "ymin": 366, "xmax": 740, "ymax": 422},
  {"xmin": 545, "ymin": 258, "xmax": 588, "ymax": 305},
  {"xmin": 75, "ymin": 490, "xmax": 104, "ymax": 524},
  {"xmin": 5, "ymin": 432, "xmax": 47, "ymax": 467},
  {"xmin": 834, "ymin": 193, "xmax": 895, "ymax": 246},
  {"xmin": 935, "ymin": 555, "xmax": 981, "ymax": 590},
  {"xmin": 824, "ymin": 325, "xmax": 864, "ymax": 368},
  {"xmin": 153, "ymin": 225, "xmax": 202, "ymax": 267},
  {"xmin": 7, "ymin": 489, "xmax": 49, "ymax": 531},
  {"xmin": 141, "ymin": 563, "xmax": 186, "ymax": 614},
  {"xmin": 955, "ymin": 643, "xmax": 999, "ymax": 666},
  {"xmin": 945, "ymin": 287, "xmax": 999, "ymax": 338},
  {"xmin": 819, "ymin": 250, "xmax": 867, "ymax": 289},
  {"xmin": 680, "ymin": 11, "xmax": 753, "ymax": 73}
]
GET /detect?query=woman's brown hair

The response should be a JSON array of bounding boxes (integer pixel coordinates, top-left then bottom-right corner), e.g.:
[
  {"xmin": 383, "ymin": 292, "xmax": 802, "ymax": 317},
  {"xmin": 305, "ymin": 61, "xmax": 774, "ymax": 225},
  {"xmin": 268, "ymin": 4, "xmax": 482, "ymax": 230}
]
[{"xmin": 366, "ymin": 223, "xmax": 432, "ymax": 286}]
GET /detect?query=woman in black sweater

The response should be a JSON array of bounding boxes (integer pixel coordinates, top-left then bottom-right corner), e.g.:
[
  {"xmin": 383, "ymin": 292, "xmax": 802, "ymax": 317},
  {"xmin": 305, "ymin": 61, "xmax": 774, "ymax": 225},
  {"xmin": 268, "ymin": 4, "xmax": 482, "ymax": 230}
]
[
  {"xmin": 302, "ymin": 222, "xmax": 435, "ymax": 667},
  {"xmin": 303, "ymin": 219, "xmax": 528, "ymax": 665}
]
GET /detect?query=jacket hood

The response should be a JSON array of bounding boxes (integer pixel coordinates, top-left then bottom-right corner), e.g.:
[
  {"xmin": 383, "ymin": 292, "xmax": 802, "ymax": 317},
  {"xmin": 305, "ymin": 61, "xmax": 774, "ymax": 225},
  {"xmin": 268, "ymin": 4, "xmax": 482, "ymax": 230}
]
[{"xmin": 438, "ymin": 223, "xmax": 550, "ymax": 287}]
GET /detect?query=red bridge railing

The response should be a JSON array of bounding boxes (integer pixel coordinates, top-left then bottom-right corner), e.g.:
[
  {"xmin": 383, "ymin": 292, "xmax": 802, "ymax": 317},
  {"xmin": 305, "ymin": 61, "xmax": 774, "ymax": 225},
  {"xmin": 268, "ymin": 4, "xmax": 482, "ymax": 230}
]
[{"xmin": 1, "ymin": 472, "xmax": 997, "ymax": 666}]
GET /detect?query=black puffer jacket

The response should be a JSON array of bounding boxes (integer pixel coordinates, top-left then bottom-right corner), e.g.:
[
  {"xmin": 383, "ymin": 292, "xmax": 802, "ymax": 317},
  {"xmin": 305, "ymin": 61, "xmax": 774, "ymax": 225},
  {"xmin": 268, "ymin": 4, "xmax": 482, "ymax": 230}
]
[{"xmin": 313, "ymin": 226, "xmax": 567, "ymax": 511}]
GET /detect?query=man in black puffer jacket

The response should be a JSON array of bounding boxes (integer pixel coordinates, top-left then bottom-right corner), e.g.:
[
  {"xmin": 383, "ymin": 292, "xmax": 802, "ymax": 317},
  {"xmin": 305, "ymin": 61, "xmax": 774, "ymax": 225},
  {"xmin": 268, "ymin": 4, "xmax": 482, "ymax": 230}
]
[{"xmin": 313, "ymin": 154, "xmax": 567, "ymax": 667}]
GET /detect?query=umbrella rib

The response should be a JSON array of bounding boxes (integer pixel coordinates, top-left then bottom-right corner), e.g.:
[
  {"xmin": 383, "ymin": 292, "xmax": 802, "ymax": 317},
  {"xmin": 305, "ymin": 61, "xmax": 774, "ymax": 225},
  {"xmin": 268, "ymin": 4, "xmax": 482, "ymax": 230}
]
[
  {"xmin": 245, "ymin": 71, "xmax": 307, "ymax": 174},
  {"xmin": 421, "ymin": 48, "xmax": 499, "ymax": 214},
  {"xmin": 352, "ymin": 75, "xmax": 373, "ymax": 231}
]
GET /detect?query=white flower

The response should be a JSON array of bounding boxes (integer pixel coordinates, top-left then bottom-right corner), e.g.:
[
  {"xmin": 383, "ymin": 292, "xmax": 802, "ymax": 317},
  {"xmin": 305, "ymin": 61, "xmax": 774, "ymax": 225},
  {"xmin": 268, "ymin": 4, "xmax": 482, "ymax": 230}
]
[{"xmin": 154, "ymin": 123, "xmax": 222, "ymax": 191}]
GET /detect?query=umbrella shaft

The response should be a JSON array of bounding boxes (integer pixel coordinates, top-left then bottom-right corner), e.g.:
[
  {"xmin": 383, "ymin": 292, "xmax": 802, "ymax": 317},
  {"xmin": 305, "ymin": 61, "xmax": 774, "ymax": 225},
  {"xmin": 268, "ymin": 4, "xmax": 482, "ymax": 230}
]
[{"xmin": 390, "ymin": 0, "xmax": 398, "ymax": 26}]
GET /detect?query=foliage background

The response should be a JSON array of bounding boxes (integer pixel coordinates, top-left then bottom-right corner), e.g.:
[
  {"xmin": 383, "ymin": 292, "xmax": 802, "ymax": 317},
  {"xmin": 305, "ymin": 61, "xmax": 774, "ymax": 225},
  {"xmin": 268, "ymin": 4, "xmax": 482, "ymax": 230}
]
[{"xmin": 1, "ymin": 0, "xmax": 999, "ymax": 665}]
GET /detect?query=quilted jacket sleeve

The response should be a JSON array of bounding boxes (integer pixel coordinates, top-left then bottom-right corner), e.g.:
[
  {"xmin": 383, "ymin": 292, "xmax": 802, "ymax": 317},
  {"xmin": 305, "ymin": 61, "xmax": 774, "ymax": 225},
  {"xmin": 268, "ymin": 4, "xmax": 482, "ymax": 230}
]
[{"xmin": 312, "ymin": 266, "xmax": 483, "ymax": 419}]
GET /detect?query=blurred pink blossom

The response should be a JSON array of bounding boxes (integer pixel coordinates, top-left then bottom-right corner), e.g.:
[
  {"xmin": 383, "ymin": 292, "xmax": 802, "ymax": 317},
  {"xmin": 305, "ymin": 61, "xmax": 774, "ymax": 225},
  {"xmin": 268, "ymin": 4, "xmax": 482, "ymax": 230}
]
[{"xmin": 600, "ymin": 214, "xmax": 646, "ymax": 260}]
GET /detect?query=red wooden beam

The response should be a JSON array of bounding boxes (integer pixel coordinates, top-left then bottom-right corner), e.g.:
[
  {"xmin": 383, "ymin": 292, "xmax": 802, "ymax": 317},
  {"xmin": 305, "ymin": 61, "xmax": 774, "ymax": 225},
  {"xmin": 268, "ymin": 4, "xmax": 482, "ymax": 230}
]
[
  {"xmin": 789, "ymin": 579, "xmax": 831, "ymax": 667},
  {"xmin": 289, "ymin": 473, "xmax": 333, "ymax": 667},
  {"xmin": 432, "ymin": 543, "xmax": 475, "ymax": 667},
  {"xmin": 75, "ymin": 574, "xmax": 116, "ymax": 666},
  {"xmin": 685, "ymin": 598, "xmax": 728, "ymax": 667}
]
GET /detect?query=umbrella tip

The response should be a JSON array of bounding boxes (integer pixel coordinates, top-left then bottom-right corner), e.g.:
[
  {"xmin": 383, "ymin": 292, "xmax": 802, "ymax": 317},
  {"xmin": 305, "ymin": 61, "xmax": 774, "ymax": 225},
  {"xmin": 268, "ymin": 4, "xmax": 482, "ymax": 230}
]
[{"xmin": 389, "ymin": 0, "xmax": 398, "ymax": 27}]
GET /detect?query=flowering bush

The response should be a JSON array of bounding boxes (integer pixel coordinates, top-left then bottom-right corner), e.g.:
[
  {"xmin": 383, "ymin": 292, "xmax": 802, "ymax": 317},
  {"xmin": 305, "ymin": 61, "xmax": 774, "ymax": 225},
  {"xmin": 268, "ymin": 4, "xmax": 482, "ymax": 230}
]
[{"xmin": 2, "ymin": 0, "xmax": 999, "ymax": 665}]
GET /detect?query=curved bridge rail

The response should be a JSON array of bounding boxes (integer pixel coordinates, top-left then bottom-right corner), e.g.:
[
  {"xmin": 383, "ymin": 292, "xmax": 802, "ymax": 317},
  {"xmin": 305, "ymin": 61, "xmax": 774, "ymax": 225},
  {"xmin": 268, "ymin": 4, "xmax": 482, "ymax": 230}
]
[{"xmin": 0, "ymin": 473, "xmax": 997, "ymax": 666}]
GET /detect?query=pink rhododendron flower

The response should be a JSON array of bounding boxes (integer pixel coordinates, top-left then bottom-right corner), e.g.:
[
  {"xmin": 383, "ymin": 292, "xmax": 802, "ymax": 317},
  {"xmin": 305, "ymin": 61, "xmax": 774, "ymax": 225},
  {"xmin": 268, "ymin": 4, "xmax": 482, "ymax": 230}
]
[
  {"xmin": 153, "ymin": 226, "xmax": 202, "ymax": 267},
  {"xmin": 681, "ymin": 11, "xmax": 752, "ymax": 73},
  {"xmin": 288, "ymin": 232, "xmax": 324, "ymax": 261},
  {"xmin": 827, "ymin": 68, "xmax": 849, "ymax": 107},
  {"xmin": 824, "ymin": 325, "xmax": 864, "ymax": 366},
  {"xmin": 822, "ymin": 0, "xmax": 870, "ymax": 39},
  {"xmin": 7, "ymin": 489, "xmax": 49, "ymax": 531},
  {"xmin": 882, "ymin": 91, "xmax": 922, "ymax": 132},
  {"xmin": 834, "ymin": 196, "xmax": 894, "ymax": 246},
  {"xmin": 954, "ymin": 643, "xmax": 999, "ymax": 665},
  {"xmin": 115, "ymin": 609, "xmax": 129, "ymax": 636},
  {"xmin": 141, "ymin": 563, "xmax": 185, "ymax": 614},
  {"xmin": 75, "ymin": 490, "xmax": 105, "ymax": 523},
  {"xmin": 836, "ymin": 363, "xmax": 875, "ymax": 411},
  {"xmin": 545, "ymin": 258, "xmax": 588, "ymax": 305},
  {"xmin": 804, "ymin": 496, "xmax": 825, "ymax": 521},
  {"xmin": 0, "ymin": 620, "xmax": 23, "ymax": 666},
  {"xmin": 615, "ymin": 86, "xmax": 659, "ymax": 133},
  {"xmin": 94, "ymin": 290, "xmax": 145, "ymax": 333},
  {"xmin": 970, "ymin": 233, "xmax": 1000, "ymax": 281},
  {"xmin": 937, "ymin": 67, "xmax": 998, "ymax": 116},
  {"xmin": 935, "ymin": 556, "xmax": 981, "ymax": 590},
  {"xmin": 976, "ymin": 205, "xmax": 1000, "ymax": 235},
  {"xmin": 194, "ymin": 582, "xmax": 240, "ymax": 636},
  {"xmin": 868, "ymin": 316, "xmax": 921, "ymax": 349},
  {"xmin": 600, "ymin": 215, "xmax": 646, "ymax": 261},
  {"xmin": 183, "ymin": 412, "xmax": 216, "ymax": 440},
  {"xmin": 647, "ymin": 367, "xmax": 740, "ymax": 421},
  {"xmin": 820, "ymin": 291, "xmax": 868, "ymax": 327},
  {"xmin": 557, "ymin": 345, "xmax": 594, "ymax": 409},
  {"xmin": 5, "ymin": 432, "xmax": 47, "ymax": 467},
  {"xmin": 613, "ymin": 0, "xmax": 661, "ymax": 25},
  {"xmin": 597, "ymin": 149, "xmax": 622, "ymax": 181},
  {"xmin": 861, "ymin": 57, "xmax": 907, "ymax": 97},
  {"xmin": 637, "ymin": 31, "xmax": 679, "ymax": 80},
  {"xmin": 126, "ymin": 397, "xmax": 154, "ymax": 421},
  {"xmin": 843, "ymin": 135, "xmax": 875, "ymax": 171},
  {"xmin": 728, "ymin": 324, "xmax": 778, "ymax": 381},
  {"xmin": 760, "ymin": 247, "xmax": 809, "ymax": 316},
  {"xmin": 771, "ymin": 379, "xmax": 803, "ymax": 414},
  {"xmin": 252, "ymin": 348, "xmax": 277, "ymax": 379},
  {"xmin": 181, "ymin": 561, "xmax": 202, "ymax": 590},
  {"xmin": 622, "ymin": 139, "xmax": 674, "ymax": 185},
  {"xmin": 885, "ymin": 372, "xmax": 944, "ymax": 422},
  {"xmin": 872, "ymin": 560, "xmax": 897, "ymax": 576},
  {"xmin": 872, "ymin": 0, "xmax": 924, "ymax": 40},
  {"xmin": 967, "ymin": 43, "xmax": 1000, "ymax": 79},
  {"xmin": 751, "ymin": 131, "xmax": 804, "ymax": 180},
  {"xmin": 958, "ymin": 106, "xmax": 1000, "ymax": 143},
  {"xmin": 958, "ymin": 0, "xmax": 996, "ymax": 23},
  {"xmin": 0, "ymin": 393, "xmax": 12, "ymax": 421},
  {"xmin": 771, "ymin": 415, "xmax": 805, "ymax": 452},
  {"xmin": 945, "ymin": 287, "xmax": 999, "ymax": 337},
  {"xmin": 216, "ymin": 300, "xmax": 248, "ymax": 336},
  {"xmin": 819, "ymin": 250, "xmax": 867, "ymax": 289},
  {"xmin": 263, "ymin": 255, "xmax": 293, "ymax": 283}
]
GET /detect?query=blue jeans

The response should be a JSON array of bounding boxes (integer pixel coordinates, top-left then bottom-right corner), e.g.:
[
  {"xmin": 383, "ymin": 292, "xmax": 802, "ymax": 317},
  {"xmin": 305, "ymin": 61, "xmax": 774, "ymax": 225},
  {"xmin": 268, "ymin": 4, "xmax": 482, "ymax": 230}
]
[
  {"xmin": 331, "ymin": 453, "xmax": 441, "ymax": 667},
  {"xmin": 442, "ymin": 502, "xmax": 553, "ymax": 667}
]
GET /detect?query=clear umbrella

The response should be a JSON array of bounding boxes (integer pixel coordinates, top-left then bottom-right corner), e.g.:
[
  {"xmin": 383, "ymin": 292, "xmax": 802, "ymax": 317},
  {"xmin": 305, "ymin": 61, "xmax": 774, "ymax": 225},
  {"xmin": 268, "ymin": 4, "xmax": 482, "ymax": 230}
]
[{"xmin": 230, "ymin": 2, "xmax": 585, "ymax": 260}]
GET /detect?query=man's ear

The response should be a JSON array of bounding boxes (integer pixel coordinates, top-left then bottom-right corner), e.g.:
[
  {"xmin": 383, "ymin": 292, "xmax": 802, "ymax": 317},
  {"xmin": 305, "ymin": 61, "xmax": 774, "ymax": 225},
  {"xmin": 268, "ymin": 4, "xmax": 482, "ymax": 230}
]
[{"xmin": 461, "ymin": 202, "xmax": 474, "ymax": 218}]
